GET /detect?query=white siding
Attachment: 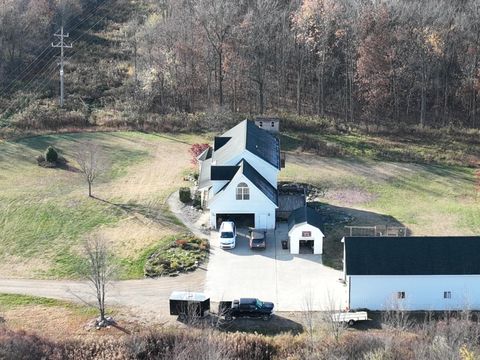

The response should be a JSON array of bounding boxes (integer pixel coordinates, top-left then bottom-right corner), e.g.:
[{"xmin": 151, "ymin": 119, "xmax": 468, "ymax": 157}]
[
  {"xmin": 208, "ymin": 174, "xmax": 276, "ymax": 229},
  {"xmin": 288, "ymin": 224, "xmax": 324, "ymax": 254},
  {"xmin": 348, "ymin": 275, "xmax": 480, "ymax": 310}
]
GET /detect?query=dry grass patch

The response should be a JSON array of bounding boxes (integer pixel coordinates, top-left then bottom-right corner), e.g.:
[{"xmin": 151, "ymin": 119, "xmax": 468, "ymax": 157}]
[
  {"xmin": 0, "ymin": 256, "xmax": 51, "ymax": 279},
  {"xmin": 94, "ymin": 220, "xmax": 175, "ymax": 259}
]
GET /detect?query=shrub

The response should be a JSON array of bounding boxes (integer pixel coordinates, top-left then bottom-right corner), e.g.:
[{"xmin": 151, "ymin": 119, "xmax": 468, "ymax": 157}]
[
  {"xmin": 179, "ymin": 187, "xmax": 191, "ymax": 203},
  {"xmin": 45, "ymin": 146, "xmax": 58, "ymax": 163},
  {"xmin": 189, "ymin": 143, "xmax": 210, "ymax": 166}
]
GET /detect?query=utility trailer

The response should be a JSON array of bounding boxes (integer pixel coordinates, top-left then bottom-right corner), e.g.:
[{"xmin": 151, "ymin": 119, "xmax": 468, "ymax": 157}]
[
  {"xmin": 331, "ymin": 311, "xmax": 368, "ymax": 326},
  {"xmin": 169, "ymin": 291, "xmax": 210, "ymax": 320}
]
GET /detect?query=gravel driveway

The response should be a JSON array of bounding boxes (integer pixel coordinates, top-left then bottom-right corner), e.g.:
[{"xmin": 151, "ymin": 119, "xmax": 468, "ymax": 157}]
[{"xmin": 205, "ymin": 223, "xmax": 347, "ymax": 311}]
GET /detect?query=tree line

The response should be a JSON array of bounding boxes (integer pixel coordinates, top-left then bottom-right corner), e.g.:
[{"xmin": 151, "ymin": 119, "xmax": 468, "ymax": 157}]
[{"xmin": 2, "ymin": 0, "xmax": 480, "ymax": 129}]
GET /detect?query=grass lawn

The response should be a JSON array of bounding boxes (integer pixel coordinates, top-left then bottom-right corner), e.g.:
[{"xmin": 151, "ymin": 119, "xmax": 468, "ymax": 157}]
[
  {"xmin": 280, "ymin": 152, "xmax": 480, "ymax": 269},
  {"xmin": 0, "ymin": 131, "xmax": 204, "ymax": 279}
]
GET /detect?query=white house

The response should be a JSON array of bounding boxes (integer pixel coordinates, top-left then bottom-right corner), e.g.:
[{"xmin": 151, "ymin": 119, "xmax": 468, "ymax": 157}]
[
  {"xmin": 288, "ymin": 206, "xmax": 324, "ymax": 254},
  {"xmin": 197, "ymin": 120, "xmax": 280, "ymax": 229},
  {"xmin": 343, "ymin": 236, "xmax": 480, "ymax": 311}
]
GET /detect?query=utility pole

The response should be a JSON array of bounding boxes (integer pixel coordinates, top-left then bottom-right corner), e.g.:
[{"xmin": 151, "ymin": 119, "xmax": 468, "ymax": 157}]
[{"xmin": 52, "ymin": 26, "xmax": 72, "ymax": 107}]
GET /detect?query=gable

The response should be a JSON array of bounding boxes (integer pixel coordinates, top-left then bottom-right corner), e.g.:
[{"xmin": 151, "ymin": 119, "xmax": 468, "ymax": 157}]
[
  {"xmin": 209, "ymin": 170, "xmax": 278, "ymax": 209},
  {"xmin": 212, "ymin": 120, "xmax": 280, "ymax": 169}
]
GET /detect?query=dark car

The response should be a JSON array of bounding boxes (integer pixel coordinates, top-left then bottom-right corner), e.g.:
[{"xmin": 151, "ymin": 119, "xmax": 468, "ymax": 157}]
[
  {"xmin": 219, "ymin": 298, "xmax": 274, "ymax": 321},
  {"xmin": 249, "ymin": 230, "xmax": 266, "ymax": 249}
]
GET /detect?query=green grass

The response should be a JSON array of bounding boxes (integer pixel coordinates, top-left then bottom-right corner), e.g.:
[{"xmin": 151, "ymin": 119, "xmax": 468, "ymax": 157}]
[
  {"xmin": 282, "ymin": 130, "xmax": 479, "ymax": 166},
  {"xmin": 281, "ymin": 154, "xmax": 480, "ymax": 269},
  {"xmin": 0, "ymin": 293, "xmax": 98, "ymax": 316},
  {"xmin": 0, "ymin": 131, "xmax": 196, "ymax": 278}
]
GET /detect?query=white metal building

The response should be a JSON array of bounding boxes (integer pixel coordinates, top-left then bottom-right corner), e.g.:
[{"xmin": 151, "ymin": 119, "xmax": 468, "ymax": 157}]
[
  {"xmin": 343, "ymin": 236, "xmax": 480, "ymax": 311},
  {"xmin": 288, "ymin": 206, "xmax": 324, "ymax": 254}
]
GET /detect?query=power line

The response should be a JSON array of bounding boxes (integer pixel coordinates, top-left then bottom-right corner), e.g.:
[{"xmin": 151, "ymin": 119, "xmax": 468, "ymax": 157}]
[
  {"xmin": 0, "ymin": 0, "xmax": 108, "ymax": 97},
  {"xmin": 52, "ymin": 26, "xmax": 73, "ymax": 107},
  {"xmin": 1, "ymin": 0, "xmax": 113, "ymax": 116}
]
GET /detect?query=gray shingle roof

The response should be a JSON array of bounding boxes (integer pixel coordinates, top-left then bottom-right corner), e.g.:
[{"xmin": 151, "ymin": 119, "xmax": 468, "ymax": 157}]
[
  {"xmin": 344, "ymin": 236, "xmax": 480, "ymax": 276},
  {"xmin": 213, "ymin": 120, "xmax": 280, "ymax": 169},
  {"xmin": 211, "ymin": 166, "xmax": 239, "ymax": 181},
  {"xmin": 288, "ymin": 206, "xmax": 324, "ymax": 231},
  {"xmin": 197, "ymin": 147, "xmax": 212, "ymax": 161},
  {"xmin": 198, "ymin": 158, "xmax": 212, "ymax": 189},
  {"xmin": 241, "ymin": 160, "xmax": 278, "ymax": 205}
]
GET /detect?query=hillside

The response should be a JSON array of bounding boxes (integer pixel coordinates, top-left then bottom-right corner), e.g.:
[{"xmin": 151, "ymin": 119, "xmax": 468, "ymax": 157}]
[{"xmin": 1, "ymin": 0, "xmax": 480, "ymax": 135}]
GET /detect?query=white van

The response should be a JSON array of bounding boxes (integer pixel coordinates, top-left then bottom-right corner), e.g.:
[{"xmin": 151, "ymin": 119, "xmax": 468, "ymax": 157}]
[{"xmin": 219, "ymin": 221, "xmax": 236, "ymax": 249}]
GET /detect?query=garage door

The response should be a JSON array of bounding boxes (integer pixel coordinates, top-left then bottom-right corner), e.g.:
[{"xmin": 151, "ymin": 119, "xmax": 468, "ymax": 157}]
[{"xmin": 216, "ymin": 213, "xmax": 255, "ymax": 228}]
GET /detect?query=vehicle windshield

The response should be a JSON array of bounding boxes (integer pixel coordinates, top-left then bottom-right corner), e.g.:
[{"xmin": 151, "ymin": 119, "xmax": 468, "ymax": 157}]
[
  {"xmin": 256, "ymin": 299, "xmax": 264, "ymax": 308},
  {"xmin": 220, "ymin": 232, "xmax": 234, "ymax": 238},
  {"xmin": 252, "ymin": 239, "xmax": 264, "ymax": 244}
]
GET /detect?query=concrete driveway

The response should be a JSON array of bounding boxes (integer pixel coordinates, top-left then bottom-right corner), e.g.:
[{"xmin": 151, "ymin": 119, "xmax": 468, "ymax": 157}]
[{"xmin": 205, "ymin": 223, "xmax": 347, "ymax": 311}]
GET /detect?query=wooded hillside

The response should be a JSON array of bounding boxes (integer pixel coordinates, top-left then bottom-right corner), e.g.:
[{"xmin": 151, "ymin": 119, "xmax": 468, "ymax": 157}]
[{"xmin": 1, "ymin": 0, "xmax": 480, "ymax": 130}]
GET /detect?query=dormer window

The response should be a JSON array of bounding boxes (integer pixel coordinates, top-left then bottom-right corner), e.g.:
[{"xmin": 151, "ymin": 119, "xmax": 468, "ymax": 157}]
[{"xmin": 236, "ymin": 182, "xmax": 250, "ymax": 200}]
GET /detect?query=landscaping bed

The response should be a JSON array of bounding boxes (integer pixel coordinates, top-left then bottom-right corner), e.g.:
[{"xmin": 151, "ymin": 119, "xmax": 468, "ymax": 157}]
[{"xmin": 144, "ymin": 234, "xmax": 209, "ymax": 277}]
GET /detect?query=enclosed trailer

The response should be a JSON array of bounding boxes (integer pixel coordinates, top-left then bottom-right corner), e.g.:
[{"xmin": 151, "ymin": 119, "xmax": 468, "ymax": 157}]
[{"xmin": 169, "ymin": 291, "xmax": 210, "ymax": 319}]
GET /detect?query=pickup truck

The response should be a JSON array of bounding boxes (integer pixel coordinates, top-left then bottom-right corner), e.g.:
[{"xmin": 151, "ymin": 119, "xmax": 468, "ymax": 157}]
[
  {"xmin": 219, "ymin": 298, "xmax": 274, "ymax": 321},
  {"xmin": 331, "ymin": 311, "xmax": 368, "ymax": 326}
]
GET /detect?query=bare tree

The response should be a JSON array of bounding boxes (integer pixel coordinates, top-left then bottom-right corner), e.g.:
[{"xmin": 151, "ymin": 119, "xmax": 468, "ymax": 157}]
[
  {"xmin": 320, "ymin": 289, "xmax": 347, "ymax": 342},
  {"xmin": 82, "ymin": 235, "xmax": 116, "ymax": 326},
  {"xmin": 74, "ymin": 141, "xmax": 107, "ymax": 198}
]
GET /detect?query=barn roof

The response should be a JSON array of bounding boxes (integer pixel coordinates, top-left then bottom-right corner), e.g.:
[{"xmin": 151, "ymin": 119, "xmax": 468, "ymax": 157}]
[
  {"xmin": 288, "ymin": 206, "xmax": 324, "ymax": 231},
  {"xmin": 344, "ymin": 236, "xmax": 480, "ymax": 276}
]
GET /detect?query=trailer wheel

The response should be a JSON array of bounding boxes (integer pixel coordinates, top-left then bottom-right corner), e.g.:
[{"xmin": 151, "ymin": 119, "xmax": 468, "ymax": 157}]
[
  {"xmin": 225, "ymin": 314, "xmax": 233, "ymax": 321},
  {"xmin": 348, "ymin": 320, "xmax": 355, "ymax": 326},
  {"xmin": 262, "ymin": 314, "xmax": 270, "ymax": 321}
]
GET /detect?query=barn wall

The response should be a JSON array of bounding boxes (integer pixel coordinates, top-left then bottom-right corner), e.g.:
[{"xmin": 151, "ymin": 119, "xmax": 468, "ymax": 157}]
[{"xmin": 349, "ymin": 275, "xmax": 480, "ymax": 310}]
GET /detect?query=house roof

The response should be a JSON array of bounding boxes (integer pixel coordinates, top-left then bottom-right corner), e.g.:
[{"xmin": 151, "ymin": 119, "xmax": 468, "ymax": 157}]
[
  {"xmin": 241, "ymin": 160, "xmax": 278, "ymax": 205},
  {"xmin": 288, "ymin": 206, "xmax": 324, "ymax": 231},
  {"xmin": 213, "ymin": 120, "xmax": 280, "ymax": 169},
  {"xmin": 344, "ymin": 236, "xmax": 480, "ymax": 276},
  {"xmin": 198, "ymin": 158, "xmax": 212, "ymax": 189},
  {"xmin": 211, "ymin": 165, "xmax": 239, "ymax": 181},
  {"xmin": 197, "ymin": 147, "xmax": 212, "ymax": 161}
]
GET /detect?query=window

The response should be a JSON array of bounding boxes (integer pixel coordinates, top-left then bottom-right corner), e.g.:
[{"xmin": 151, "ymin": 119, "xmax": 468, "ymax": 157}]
[
  {"xmin": 397, "ymin": 291, "xmax": 405, "ymax": 299},
  {"xmin": 302, "ymin": 231, "xmax": 312, "ymax": 237},
  {"xmin": 236, "ymin": 182, "xmax": 250, "ymax": 200},
  {"xmin": 444, "ymin": 291, "xmax": 452, "ymax": 299}
]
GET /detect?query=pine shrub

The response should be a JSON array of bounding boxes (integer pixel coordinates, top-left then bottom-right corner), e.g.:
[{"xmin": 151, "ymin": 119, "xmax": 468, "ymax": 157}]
[
  {"xmin": 179, "ymin": 187, "xmax": 191, "ymax": 203},
  {"xmin": 45, "ymin": 146, "xmax": 58, "ymax": 163}
]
